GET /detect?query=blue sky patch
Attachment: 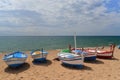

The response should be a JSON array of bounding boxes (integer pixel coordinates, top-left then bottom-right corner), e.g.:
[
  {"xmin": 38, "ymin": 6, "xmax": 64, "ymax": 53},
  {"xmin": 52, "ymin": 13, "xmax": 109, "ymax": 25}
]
[{"xmin": 104, "ymin": 0, "xmax": 120, "ymax": 12}]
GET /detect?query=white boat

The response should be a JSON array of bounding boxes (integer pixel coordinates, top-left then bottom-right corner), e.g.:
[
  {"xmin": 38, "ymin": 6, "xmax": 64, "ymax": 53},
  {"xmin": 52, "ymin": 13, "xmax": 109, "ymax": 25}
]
[
  {"xmin": 31, "ymin": 49, "xmax": 48, "ymax": 62},
  {"xmin": 58, "ymin": 52, "xmax": 84, "ymax": 68},
  {"xmin": 57, "ymin": 33, "xmax": 84, "ymax": 68},
  {"xmin": 3, "ymin": 51, "xmax": 27, "ymax": 67}
]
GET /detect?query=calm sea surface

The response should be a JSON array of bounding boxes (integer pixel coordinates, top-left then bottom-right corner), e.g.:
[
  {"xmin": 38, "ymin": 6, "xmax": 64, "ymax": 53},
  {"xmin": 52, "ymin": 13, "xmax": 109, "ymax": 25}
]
[{"xmin": 0, "ymin": 36, "xmax": 120, "ymax": 52}]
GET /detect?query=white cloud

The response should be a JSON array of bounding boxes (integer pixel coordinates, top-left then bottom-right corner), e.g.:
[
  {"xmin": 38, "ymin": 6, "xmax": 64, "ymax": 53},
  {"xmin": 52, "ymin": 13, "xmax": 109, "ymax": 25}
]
[{"xmin": 0, "ymin": 0, "xmax": 120, "ymax": 36}]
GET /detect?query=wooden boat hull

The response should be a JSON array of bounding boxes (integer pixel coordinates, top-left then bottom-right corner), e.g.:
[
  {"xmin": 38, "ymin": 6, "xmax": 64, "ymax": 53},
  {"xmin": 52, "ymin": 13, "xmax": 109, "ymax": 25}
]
[
  {"xmin": 86, "ymin": 49, "xmax": 113, "ymax": 59},
  {"xmin": 4, "ymin": 58, "xmax": 27, "ymax": 67},
  {"xmin": 62, "ymin": 59, "xmax": 83, "ymax": 68},
  {"xmin": 58, "ymin": 52, "xmax": 84, "ymax": 68},
  {"xmin": 97, "ymin": 56, "xmax": 112, "ymax": 59},
  {"xmin": 84, "ymin": 56, "xmax": 96, "ymax": 61},
  {"xmin": 97, "ymin": 52, "xmax": 113, "ymax": 59},
  {"xmin": 3, "ymin": 52, "xmax": 27, "ymax": 67},
  {"xmin": 84, "ymin": 50, "xmax": 97, "ymax": 61},
  {"xmin": 31, "ymin": 50, "xmax": 48, "ymax": 62},
  {"xmin": 72, "ymin": 50, "xmax": 97, "ymax": 61}
]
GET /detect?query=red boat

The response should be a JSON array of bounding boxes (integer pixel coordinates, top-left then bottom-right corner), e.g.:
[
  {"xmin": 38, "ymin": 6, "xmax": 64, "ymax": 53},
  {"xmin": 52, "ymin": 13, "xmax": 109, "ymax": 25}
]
[{"xmin": 86, "ymin": 44, "xmax": 115, "ymax": 59}]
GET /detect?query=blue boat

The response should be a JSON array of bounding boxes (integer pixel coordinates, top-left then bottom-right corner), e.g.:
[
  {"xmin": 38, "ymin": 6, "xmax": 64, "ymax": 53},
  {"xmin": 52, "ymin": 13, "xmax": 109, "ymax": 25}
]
[
  {"xmin": 71, "ymin": 33, "xmax": 96, "ymax": 61},
  {"xmin": 31, "ymin": 49, "xmax": 48, "ymax": 62},
  {"xmin": 61, "ymin": 48, "xmax": 96, "ymax": 61},
  {"xmin": 3, "ymin": 51, "xmax": 27, "ymax": 67},
  {"xmin": 72, "ymin": 49, "xmax": 97, "ymax": 61}
]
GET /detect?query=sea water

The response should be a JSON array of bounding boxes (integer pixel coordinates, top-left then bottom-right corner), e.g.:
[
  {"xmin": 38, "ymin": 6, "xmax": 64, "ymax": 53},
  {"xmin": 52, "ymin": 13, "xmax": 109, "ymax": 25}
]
[{"xmin": 0, "ymin": 36, "xmax": 120, "ymax": 52}]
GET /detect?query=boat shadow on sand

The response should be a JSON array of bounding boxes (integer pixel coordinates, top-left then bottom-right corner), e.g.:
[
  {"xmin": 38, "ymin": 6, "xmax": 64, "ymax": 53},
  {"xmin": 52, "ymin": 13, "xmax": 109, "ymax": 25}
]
[
  {"xmin": 84, "ymin": 59, "xmax": 104, "ymax": 64},
  {"xmin": 32, "ymin": 59, "xmax": 52, "ymax": 66},
  {"xmin": 61, "ymin": 64, "xmax": 93, "ymax": 71},
  {"xmin": 103, "ymin": 57, "xmax": 119, "ymax": 61},
  {"xmin": 4, "ymin": 63, "xmax": 30, "ymax": 74}
]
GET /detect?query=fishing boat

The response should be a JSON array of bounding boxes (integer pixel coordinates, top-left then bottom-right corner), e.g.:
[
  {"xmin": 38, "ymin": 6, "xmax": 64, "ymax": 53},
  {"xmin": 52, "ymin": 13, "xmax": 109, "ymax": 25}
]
[
  {"xmin": 86, "ymin": 44, "xmax": 115, "ymax": 59},
  {"xmin": 31, "ymin": 49, "xmax": 48, "ymax": 62},
  {"xmin": 57, "ymin": 33, "xmax": 84, "ymax": 68},
  {"xmin": 97, "ymin": 44, "xmax": 115, "ymax": 58},
  {"xmin": 3, "ymin": 51, "xmax": 27, "ymax": 67},
  {"xmin": 73, "ymin": 32, "xmax": 96, "ymax": 61},
  {"xmin": 58, "ymin": 52, "xmax": 84, "ymax": 68},
  {"xmin": 69, "ymin": 34, "xmax": 97, "ymax": 61},
  {"xmin": 71, "ymin": 49, "xmax": 97, "ymax": 61}
]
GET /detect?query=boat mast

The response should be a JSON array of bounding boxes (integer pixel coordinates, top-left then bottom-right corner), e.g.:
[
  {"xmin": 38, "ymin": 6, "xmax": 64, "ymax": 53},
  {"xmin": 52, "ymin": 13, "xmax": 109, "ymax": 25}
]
[{"xmin": 74, "ymin": 32, "xmax": 77, "ymax": 50}]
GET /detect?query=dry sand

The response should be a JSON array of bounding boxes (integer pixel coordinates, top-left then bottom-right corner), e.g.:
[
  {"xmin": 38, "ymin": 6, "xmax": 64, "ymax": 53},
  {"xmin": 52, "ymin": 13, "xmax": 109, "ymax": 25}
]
[{"xmin": 0, "ymin": 47, "xmax": 120, "ymax": 80}]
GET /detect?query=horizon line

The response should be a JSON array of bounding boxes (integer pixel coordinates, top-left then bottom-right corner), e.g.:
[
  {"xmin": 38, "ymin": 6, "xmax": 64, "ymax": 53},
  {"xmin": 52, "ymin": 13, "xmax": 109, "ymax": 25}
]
[{"xmin": 0, "ymin": 35, "xmax": 120, "ymax": 37}]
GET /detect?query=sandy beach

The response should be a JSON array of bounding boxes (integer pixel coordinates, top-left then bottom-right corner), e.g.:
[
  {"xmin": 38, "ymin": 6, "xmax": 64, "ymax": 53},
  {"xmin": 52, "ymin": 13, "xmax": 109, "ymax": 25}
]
[{"xmin": 0, "ymin": 47, "xmax": 120, "ymax": 80}]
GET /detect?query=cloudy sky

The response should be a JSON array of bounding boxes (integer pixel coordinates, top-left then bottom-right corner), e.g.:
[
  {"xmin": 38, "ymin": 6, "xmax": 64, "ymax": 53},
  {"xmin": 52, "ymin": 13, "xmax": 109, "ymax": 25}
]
[{"xmin": 0, "ymin": 0, "xmax": 120, "ymax": 36}]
